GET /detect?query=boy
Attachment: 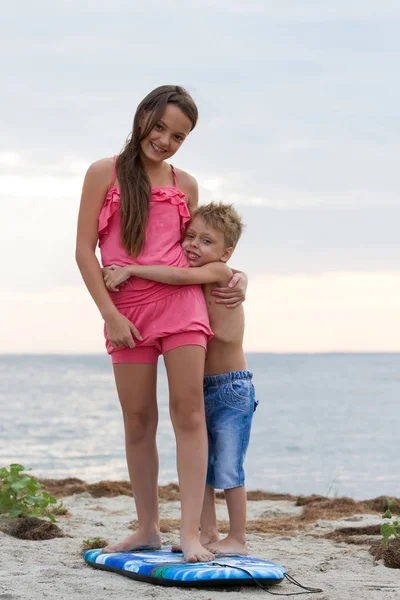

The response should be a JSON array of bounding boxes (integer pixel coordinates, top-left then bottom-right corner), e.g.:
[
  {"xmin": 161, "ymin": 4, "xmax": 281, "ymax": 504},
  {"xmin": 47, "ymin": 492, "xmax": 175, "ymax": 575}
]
[{"xmin": 103, "ymin": 202, "xmax": 256, "ymax": 555}]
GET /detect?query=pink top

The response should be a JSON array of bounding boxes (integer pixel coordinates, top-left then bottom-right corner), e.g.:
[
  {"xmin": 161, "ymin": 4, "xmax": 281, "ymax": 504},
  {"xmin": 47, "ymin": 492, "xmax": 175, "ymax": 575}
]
[{"xmin": 98, "ymin": 159, "xmax": 192, "ymax": 308}]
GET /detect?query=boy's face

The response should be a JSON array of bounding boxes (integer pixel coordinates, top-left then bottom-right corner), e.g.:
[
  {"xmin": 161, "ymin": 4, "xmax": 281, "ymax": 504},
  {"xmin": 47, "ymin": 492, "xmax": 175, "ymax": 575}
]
[{"xmin": 182, "ymin": 216, "xmax": 233, "ymax": 267}]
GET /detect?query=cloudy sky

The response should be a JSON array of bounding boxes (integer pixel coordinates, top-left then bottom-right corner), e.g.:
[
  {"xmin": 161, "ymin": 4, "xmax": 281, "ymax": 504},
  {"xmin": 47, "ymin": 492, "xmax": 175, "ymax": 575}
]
[{"xmin": 2, "ymin": 0, "xmax": 399, "ymax": 353}]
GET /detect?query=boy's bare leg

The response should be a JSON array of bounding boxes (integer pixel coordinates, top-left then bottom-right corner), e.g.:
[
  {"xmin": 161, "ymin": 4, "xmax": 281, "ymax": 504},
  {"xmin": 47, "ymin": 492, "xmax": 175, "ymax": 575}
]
[
  {"xmin": 208, "ymin": 486, "xmax": 248, "ymax": 555},
  {"xmin": 200, "ymin": 484, "xmax": 220, "ymax": 546}
]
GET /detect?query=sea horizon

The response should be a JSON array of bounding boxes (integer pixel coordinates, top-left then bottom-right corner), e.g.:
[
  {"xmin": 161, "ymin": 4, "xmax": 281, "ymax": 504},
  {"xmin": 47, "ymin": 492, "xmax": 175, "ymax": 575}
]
[{"xmin": 1, "ymin": 352, "xmax": 399, "ymax": 500}]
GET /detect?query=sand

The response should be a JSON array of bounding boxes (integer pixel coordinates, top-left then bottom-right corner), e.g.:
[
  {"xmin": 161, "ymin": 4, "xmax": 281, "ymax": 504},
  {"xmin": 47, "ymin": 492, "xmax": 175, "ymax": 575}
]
[{"xmin": 1, "ymin": 485, "xmax": 399, "ymax": 600}]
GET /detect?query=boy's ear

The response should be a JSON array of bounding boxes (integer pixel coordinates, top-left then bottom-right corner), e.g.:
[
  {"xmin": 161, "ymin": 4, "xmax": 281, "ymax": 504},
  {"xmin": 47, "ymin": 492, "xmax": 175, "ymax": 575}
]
[{"xmin": 220, "ymin": 247, "xmax": 234, "ymax": 263}]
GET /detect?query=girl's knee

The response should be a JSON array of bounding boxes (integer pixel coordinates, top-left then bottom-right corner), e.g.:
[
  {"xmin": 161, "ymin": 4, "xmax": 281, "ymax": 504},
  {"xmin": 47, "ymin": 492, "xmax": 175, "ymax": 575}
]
[
  {"xmin": 169, "ymin": 395, "xmax": 205, "ymax": 432},
  {"xmin": 123, "ymin": 411, "xmax": 157, "ymax": 444}
]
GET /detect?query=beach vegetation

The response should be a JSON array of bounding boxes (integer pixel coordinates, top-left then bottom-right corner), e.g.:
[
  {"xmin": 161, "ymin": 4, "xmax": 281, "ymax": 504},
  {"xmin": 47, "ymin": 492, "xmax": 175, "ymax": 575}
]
[
  {"xmin": 381, "ymin": 508, "xmax": 400, "ymax": 548},
  {"xmin": 51, "ymin": 501, "xmax": 69, "ymax": 516},
  {"xmin": 82, "ymin": 536, "xmax": 109, "ymax": 551},
  {"xmin": 0, "ymin": 463, "xmax": 58, "ymax": 522},
  {"xmin": 382, "ymin": 497, "xmax": 397, "ymax": 512}
]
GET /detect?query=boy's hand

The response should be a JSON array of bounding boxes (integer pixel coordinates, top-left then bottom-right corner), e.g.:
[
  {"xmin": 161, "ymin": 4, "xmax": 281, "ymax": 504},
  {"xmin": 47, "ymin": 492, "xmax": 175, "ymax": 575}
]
[
  {"xmin": 102, "ymin": 265, "xmax": 116, "ymax": 277},
  {"xmin": 212, "ymin": 272, "xmax": 248, "ymax": 308},
  {"xmin": 103, "ymin": 265, "xmax": 132, "ymax": 292}
]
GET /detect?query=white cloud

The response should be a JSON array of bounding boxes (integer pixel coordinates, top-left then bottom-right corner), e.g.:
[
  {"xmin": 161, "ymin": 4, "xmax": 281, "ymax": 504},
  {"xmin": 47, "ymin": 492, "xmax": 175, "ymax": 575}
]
[
  {"xmin": 1, "ymin": 272, "xmax": 399, "ymax": 354},
  {"xmin": 25, "ymin": 0, "xmax": 399, "ymax": 20},
  {"xmin": 0, "ymin": 152, "xmax": 22, "ymax": 167},
  {"xmin": 1, "ymin": 287, "xmax": 105, "ymax": 354},
  {"xmin": 1, "ymin": 175, "xmax": 82, "ymax": 199},
  {"xmin": 204, "ymin": 0, "xmax": 400, "ymax": 18},
  {"xmin": 199, "ymin": 175, "xmax": 321, "ymax": 208},
  {"xmin": 244, "ymin": 272, "xmax": 400, "ymax": 352},
  {"xmin": 198, "ymin": 175, "xmax": 394, "ymax": 209}
]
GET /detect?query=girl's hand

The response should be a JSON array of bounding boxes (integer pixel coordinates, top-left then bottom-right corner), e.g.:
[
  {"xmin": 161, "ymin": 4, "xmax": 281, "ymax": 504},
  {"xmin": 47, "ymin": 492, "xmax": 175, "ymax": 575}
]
[
  {"xmin": 211, "ymin": 271, "xmax": 248, "ymax": 308},
  {"xmin": 105, "ymin": 311, "xmax": 142, "ymax": 349},
  {"xmin": 103, "ymin": 266, "xmax": 132, "ymax": 292}
]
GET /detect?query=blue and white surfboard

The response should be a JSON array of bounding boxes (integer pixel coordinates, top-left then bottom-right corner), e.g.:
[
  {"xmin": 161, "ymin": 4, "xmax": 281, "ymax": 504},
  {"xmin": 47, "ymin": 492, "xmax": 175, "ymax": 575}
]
[{"xmin": 84, "ymin": 546, "xmax": 285, "ymax": 588}]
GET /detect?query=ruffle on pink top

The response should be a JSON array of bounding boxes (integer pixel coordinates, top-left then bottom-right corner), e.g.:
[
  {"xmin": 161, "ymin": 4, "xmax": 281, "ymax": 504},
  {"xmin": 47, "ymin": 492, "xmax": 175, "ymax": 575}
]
[
  {"xmin": 98, "ymin": 185, "xmax": 190, "ymax": 242},
  {"xmin": 98, "ymin": 187, "xmax": 120, "ymax": 239}
]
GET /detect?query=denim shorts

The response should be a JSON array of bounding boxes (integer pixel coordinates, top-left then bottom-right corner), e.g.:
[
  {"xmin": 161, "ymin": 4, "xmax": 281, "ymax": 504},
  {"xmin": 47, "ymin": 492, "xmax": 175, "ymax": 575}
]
[{"xmin": 204, "ymin": 370, "xmax": 257, "ymax": 490}]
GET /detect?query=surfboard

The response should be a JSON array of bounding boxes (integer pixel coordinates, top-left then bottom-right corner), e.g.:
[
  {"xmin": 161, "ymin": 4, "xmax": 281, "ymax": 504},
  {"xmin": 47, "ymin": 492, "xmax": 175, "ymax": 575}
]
[{"xmin": 84, "ymin": 546, "xmax": 285, "ymax": 588}]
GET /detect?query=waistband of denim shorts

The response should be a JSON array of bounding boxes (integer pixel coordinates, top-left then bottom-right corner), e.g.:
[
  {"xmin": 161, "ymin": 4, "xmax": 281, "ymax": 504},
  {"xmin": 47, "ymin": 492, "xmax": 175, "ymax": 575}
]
[{"xmin": 204, "ymin": 370, "xmax": 253, "ymax": 387}]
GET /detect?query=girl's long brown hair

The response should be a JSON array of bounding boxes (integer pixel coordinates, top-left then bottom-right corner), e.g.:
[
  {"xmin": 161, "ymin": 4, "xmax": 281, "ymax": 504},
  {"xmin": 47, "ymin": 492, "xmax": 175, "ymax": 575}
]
[{"xmin": 116, "ymin": 85, "xmax": 198, "ymax": 257}]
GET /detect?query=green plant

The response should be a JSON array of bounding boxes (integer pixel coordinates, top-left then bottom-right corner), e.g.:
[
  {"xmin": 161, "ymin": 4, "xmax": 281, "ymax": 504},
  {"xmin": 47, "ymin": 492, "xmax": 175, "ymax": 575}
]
[
  {"xmin": 381, "ymin": 508, "xmax": 400, "ymax": 547},
  {"xmin": 82, "ymin": 537, "xmax": 108, "ymax": 551},
  {"xmin": 382, "ymin": 497, "xmax": 397, "ymax": 512},
  {"xmin": 0, "ymin": 464, "xmax": 58, "ymax": 522},
  {"xmin": 51, "ymin": 501, "xmax": 69, "ymax": 516}
]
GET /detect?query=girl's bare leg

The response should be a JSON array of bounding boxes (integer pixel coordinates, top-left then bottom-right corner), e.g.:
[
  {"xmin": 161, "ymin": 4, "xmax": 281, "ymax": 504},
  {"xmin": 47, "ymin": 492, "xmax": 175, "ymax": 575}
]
[
  {"xmin": 172, "ymin": 484, "xmax": 219, "ymax": 552},
  {"xmin": 163, "ymin": 346, "xmax": 214, "ymax": 563},
  {"xmin": 103, "ymin": 363, "xmax": 161, "ymax": 553},
  {"xmin": 208, "ymin": 486, "xmax": 248, "ymax": 555}
]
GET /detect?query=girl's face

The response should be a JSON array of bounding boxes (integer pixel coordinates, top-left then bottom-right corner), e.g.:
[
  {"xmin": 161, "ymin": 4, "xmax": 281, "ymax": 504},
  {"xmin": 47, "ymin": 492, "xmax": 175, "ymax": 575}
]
[{"xmin": 140, "ymin": 104, "xmax": 192, "ymax": 163}]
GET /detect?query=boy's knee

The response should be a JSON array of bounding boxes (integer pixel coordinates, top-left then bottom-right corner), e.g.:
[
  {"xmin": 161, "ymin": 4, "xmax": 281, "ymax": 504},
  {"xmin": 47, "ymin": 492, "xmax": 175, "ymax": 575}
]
[
  {"xmin": 211, "ymin": 441, "xmax": 245, "ymax": 489},
  {"xmin": 212, "ymin": 463, "xmax": 244, "ymax": 490}
]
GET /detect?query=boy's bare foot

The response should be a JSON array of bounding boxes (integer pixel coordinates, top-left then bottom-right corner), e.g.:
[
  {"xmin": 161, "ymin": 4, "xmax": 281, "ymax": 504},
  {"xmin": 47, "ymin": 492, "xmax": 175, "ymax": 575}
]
[
  {"xmin": 202, "ymin": 532, "xmax": 220, "ymax": 547},
  {"xmin": 102, "ymin": 530, "xmax": 162, "ymax": 553},
  {"xmin": 208, "ymin": 535, "xmax": 248, "ymax": 556},
  {"xmin": 180, "ymin": 533, "xmax": 215, "ymax": 563}
]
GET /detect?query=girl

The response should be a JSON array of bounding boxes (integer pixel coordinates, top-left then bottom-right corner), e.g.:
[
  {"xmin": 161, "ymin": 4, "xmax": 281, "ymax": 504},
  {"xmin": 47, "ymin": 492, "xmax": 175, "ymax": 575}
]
[{"xmin": 76, "ymin": 85, "xmax": 245, "ymax": 563}]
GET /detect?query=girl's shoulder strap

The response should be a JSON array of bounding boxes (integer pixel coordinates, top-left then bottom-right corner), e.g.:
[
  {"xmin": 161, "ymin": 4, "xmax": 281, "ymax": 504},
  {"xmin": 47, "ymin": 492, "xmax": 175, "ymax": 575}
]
[
  {"xmin": 110, "ymin": 155, "xmax": 117, "ymax": 188},
  {"xmin": 170, "ymin": 164, "xmax": 177, "ymax": 187}
]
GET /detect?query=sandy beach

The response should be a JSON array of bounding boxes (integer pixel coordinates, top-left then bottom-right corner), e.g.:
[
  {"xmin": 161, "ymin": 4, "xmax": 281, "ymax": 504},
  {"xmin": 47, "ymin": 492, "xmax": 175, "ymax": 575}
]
[{"xmin": 1, "ymin": 480, "xmax": 399, "ymax": 600}]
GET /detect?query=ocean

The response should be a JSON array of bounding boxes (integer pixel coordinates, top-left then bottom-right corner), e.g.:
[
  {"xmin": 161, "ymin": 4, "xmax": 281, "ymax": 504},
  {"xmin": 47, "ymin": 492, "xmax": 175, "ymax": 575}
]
[{"xmin": 1, "ymin": 353, "xmax": 398, "ymax": 501}]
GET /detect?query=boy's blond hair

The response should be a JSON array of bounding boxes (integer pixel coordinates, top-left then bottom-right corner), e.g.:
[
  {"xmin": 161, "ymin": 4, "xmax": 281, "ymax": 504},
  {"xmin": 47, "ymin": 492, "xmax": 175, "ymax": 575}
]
[{"xmin": 192, "ymin": 202, "xmax": 243, "ymax": 249}]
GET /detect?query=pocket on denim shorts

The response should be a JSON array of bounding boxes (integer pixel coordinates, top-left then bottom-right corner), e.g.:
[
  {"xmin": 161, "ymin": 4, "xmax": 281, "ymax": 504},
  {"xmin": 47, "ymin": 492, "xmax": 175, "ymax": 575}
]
[
  {"xmin": 220, "ymin": 379, "xmax": 252, "ymax": 412},
  {"xmin": 204, "ymin": 391, "xmax": 214, "ymax": 418}
]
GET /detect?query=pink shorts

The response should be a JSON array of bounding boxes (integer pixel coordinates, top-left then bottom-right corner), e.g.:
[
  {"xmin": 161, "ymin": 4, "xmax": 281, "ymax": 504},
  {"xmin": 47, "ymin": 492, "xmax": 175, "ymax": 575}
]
[{"xmin": 105, "ymin": 286, "xmax": 213, "ymax": 365}]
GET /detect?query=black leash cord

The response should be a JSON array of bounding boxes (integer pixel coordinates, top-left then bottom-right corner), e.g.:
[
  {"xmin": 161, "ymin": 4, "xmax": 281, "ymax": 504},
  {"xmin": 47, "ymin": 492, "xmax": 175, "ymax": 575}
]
[{"xmin": 210, "ymin": 563, "xmax": 323, "ymax": 596}]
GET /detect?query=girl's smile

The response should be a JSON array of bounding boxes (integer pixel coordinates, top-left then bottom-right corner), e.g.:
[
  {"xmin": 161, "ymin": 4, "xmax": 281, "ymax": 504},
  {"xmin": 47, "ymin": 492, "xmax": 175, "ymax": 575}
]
[{"xmin": 150, "ymin": 141, "xmax": 167, "ymax": 154}]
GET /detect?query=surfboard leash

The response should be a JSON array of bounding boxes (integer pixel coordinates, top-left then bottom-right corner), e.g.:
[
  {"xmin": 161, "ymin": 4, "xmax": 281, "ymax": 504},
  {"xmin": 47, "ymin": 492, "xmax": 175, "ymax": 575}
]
[{"xmin": 211, "ymin": 563, "xmax": 323, "ymax": 595}]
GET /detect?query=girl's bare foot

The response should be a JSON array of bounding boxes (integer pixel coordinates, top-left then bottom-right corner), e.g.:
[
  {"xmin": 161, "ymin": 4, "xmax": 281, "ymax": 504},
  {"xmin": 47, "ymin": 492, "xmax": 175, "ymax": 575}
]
[
  {"xmin": 180, "ymin": 532, "xmax": 215, "ymax": 563},
  {"xmin": 171, "ymin": 532, "xmax": 219, "ymax": 554},
  {"xmin": 208, "ymin": 535, "xmax": 248, "ymax": 556},
  {"xmin": 102, "ymin": 530, "xmax": 162, "ymax": 553}
]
